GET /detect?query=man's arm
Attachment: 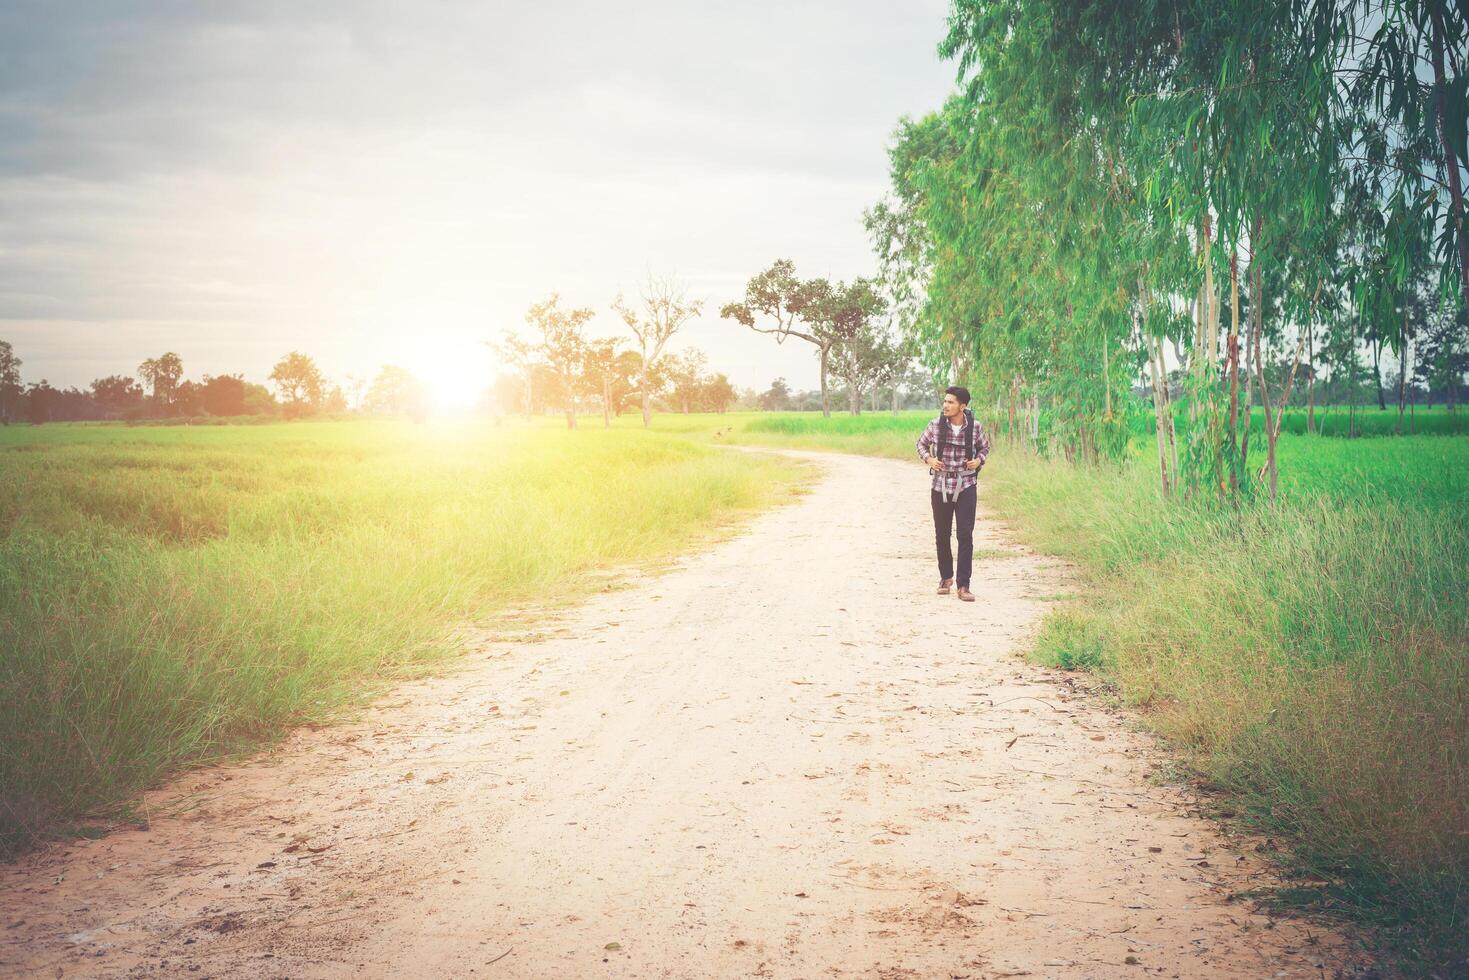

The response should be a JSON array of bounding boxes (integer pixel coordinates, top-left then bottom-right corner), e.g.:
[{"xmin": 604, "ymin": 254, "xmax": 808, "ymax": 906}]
[
  {"xmin": 915, "ymin": 419, "xmax": 936, "ymax": 463},
  {"xmin": 974, "ymin": 422, "xmax": 992, "ymax": 467}
]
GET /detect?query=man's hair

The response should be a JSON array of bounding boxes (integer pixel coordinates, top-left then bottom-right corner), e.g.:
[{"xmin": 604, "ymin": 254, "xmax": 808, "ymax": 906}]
[{"xmin": 945, "ymin": 385, "xmax": 971, "ymax": 406}]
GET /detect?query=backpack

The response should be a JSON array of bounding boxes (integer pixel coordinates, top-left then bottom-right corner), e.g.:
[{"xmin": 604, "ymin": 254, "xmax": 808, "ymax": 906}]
[{"xmin": 935, "ymin": 408, "xmax": 976, "ymax": 464}]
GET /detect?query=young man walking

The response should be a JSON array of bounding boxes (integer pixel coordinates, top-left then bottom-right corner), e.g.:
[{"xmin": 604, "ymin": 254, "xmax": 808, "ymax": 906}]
[{"xmin": 915, "ymin": 386, "xmax": 991, "ymax": 602}]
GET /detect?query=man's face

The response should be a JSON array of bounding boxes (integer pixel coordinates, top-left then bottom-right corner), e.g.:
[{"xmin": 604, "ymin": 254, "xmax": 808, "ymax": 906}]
[{"xmin": 941, "ymin": 393, "xmax": 963, "ymax": 419}]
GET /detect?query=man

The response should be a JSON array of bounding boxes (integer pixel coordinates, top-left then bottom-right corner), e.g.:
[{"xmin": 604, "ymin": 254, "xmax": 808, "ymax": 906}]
[{"xmin": 915, "ymin": 386, "xmax": 991, "ymax": 602}]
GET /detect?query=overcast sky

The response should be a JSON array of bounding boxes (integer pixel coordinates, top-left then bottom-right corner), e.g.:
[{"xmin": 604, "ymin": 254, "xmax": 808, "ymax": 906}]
[{"xmin": 0, "ymin": 1, "xmax": 957, "ymax": 398}]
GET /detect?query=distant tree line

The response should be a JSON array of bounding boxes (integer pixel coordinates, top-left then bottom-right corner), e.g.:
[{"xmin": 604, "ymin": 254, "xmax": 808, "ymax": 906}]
[
  {"xmin": 0, "ymin": 343, "xmax": 441, "ymax": 425},
  {"xmin": 0, "ymin": 270, "xmax": 947, "ymax": 427},
  {"xmin": 493, "ymin": 275, "xmax": 742, "ymax": 429}
]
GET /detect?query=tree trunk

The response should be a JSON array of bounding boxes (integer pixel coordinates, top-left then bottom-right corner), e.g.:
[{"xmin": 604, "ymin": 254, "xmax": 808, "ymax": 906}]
[
  {"xmin": 891, "ymin": 385, "xmax": 900, "ymax": 415},
  {"xmin": 1241, "ymin": 225, "xmax": 1262, "ymax": 478},
  {"xmin": 1428, "ymin": 2, "xmax": 1469, "ymax": 308},
  {"xmin": 1349, "ymin": 309, "xmax": 1360, "ymax": 438},
  {"xmin": 1226, "ymin": 248, "xmax": 1241, "ymax": 495},
  {"xmin": 819, "ymin": 345, "xmax": 832, "ymax": 418},
  {"xmin": 1161, "ymin": 336, "xmax": 1179, "ymax": 478},
  {"xmin": 1372, "ymin": 334, "xmax": 1386, "ymax": 410},
  {"xmin": 1204, "ymin": 214, "xmax": 1219, "ymax": 384},
  {"xmin": 640, "ymin": 368, "xmax": 651, "ymax": 428},
  {"xmin": 1397, "ymin": 308, "xmax": 1409, "ymax": 435},
  {"xmin": 1306, "ymin": 322, "xmax": 1316, "ymax": 433},
  {"xmin": 1150, "ymin": 339, "xmax": 1172, "ymax": 498},
  {"xmin": 848, "ymin": 383, "xmax": 860, "ymax": 415},
  {"xmin": 602, "ymin": 377, "xmax": 611, "ymax": 429}
]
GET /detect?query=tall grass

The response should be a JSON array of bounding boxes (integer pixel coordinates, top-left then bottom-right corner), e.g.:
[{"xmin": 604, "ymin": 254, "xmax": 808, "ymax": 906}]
[
  {"xmin": 0, "ymin": 420, "xmax": 806, "ymax": 852},
  {"xmin": 981, "ymin": 437, "xmax": 1468, "ymax": 965},
  {"xmin": 1123, "ymin": 403, "xmax": 1469, "ymax": 440}
]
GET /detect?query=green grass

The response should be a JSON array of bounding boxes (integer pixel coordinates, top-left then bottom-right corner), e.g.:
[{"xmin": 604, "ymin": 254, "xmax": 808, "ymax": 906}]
[
  {"xmin": 981, "ymin": 437, "xmax": 1468, "ymax": 968},
  {"xmin": 0, "ymin": 419, "xmax": 808, "ymax": 852},
  {"xmin": 1124, "ymin": 403, "xmax": 1469, "ymax": 440},
  {"xmin": 5, "ymin": 406, "xmax": 1464, "ymax": 967},
  {"xmin": 733, "ymin": 410, "xmax": 933, "ymax": 458}
]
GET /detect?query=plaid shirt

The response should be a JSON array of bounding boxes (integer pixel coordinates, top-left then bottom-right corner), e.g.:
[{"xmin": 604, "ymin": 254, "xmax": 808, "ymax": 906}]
[{"xmin": 916, "ymin": 413, "xmax": 992, "ymax": 499}]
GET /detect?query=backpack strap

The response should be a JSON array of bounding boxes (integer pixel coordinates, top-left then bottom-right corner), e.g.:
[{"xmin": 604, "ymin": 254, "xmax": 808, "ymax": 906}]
[
  {"xmin": 964, "ymin": 409, "xmax": 975, "ymax": 461},
  {"xmin": 935, "ymin": 412, "xmax": 948, "ymax": 461}
]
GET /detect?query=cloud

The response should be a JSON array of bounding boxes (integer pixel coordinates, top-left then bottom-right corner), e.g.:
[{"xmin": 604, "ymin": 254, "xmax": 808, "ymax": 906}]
[{"xmin": 0, "ymin": 0, "xmax": 956, "ymax": 390}]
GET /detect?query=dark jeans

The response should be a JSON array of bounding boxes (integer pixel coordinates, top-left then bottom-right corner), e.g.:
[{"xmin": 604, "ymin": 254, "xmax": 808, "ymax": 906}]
[{"xmin": 931, "ymin": 485, "xmax": 976, "ymax": 588}]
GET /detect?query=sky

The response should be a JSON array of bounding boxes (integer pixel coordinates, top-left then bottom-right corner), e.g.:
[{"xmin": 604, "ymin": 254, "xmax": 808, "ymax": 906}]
[{"xmin": 0, "ymin": 0, "xmax": 958, "ymax": 405}]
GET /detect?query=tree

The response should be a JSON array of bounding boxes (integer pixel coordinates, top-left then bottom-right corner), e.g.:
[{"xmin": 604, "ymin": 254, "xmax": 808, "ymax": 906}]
[
  {"xmin": 581, "ymin": 338, "xmax": 626, "ymax": 429},
  {"xmin": 137, "ymin": 352, "xmax": 183, "ymax": 413},
  {"xmin": 759, "ymin": 377, "xmax": 793, "ymax": 411},
  {"xmin": 90, "ymin": 375, "xmax": 144, "ymax": 418},
  {"xmin": 1415, "ymin": 298, "xmax": 1469, "ymax": 410},
  {"xmin": 613, "ymin": 273, "xmax": 703, "ymax": 427},
  {"xmin": 808, "ymin": 278, "xmax": 890, "ymax": 414},
  {"xmin": 172, "ymin": 379, "xmax": 204, "ymax": 417},
  {"xmin": 320, "ymin": 385, "xmax": 348, "ymax": 415},
  {"xmin": 0, "ymin": 340, "xmax": 21, "ymax": 424},
  {"xmin": 527, "ymin": 294, "xmax": 595, "ymax": 429},
  {"xmin": 242, "ymin": 382, "xmax": 278, "ymax": 416},
  {"xmin": 343, "ymin": 373, "xmax": 368, "ymax": 412},
  {"xmin": 200, "ymin": 374, "xmax": 247, "ymax": 416},
  {"xmin": 490, "ymin": 332, "xmax": 544, "ymax": 418},
  {"xmin": 699, "ymin": 372, "xmax": 738, "ymax": 414},
  {"xmin": 662, "ymin": 349, "xmax": 707, "ymax": 414},
  {"xmin": 23, "ymin": 380, "xmax": 56, "ymax": 424},
  {"xmin": 269, "ymin": 351, "xmax": 325, "ymax": 418},
  {"xmin": 365, "ymin": 365, "xmax": 428, "ymax": 419},
  {"xmin": 720, "ymin": 260, "xmax": 838, "ymax": 416}
]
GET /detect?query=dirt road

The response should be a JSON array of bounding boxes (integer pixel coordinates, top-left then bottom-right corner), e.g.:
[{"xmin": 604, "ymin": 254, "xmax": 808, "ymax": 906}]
[{"xmin": 2, "ymin": 451, "xmax": 1362, "ymax": 978}]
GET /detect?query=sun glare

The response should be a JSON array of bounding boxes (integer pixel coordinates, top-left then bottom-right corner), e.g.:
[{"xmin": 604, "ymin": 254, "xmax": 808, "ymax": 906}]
[{"xmin": 402, "ymin": 340, "xmax": 494, "ymax": 414}]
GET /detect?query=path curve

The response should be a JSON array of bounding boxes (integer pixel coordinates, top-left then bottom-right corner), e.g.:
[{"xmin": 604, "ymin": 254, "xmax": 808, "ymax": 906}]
[{"xmin": 1, "ymin": 450, "xmax": 1362, "ymax": 978}]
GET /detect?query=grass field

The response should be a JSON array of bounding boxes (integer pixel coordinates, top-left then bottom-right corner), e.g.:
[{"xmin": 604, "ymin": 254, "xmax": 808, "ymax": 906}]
[
  {"xmin": 1122, "ymin": 402, "xmax": 1469, "ymax": 439},
  {"xmin": 4, "ymin": 407, "xmax": 1464, "ymax": 966},
  {"xmin": 984, "ymin": 436, "xmax": 1467, "ymax": 962},
  {"xmin": 0, "ymin": 420, "xmax": 808, "ymax": 853}
]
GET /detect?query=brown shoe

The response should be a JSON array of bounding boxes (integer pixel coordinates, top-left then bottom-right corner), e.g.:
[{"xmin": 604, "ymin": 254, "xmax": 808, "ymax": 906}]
[
  {"xmin": 957, "ymin": 587, "xmax": 975, "ymax": 602},
  {"xmin": 937, "ymin": 578, "xmax": 953, "ymax": 595}
]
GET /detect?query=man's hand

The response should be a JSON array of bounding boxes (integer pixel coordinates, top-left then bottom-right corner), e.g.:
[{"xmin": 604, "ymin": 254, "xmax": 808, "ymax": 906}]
[
  {"xmin": 928, "ymin": 456, "xmax": 944, "ymax": 473},
  {"xmin": 965, "ymin": 459, "xmax": 983, "ymax": 471}
]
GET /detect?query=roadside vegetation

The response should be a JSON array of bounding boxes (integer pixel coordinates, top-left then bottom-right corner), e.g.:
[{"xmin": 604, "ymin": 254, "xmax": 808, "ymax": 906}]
[
  {"xmin": 986, "ymin": 433, "xmax": 1467, "ymax": 966},
  {"xmin": 0, "ymin": 420, "xmax": 807, "ymax": 855}
]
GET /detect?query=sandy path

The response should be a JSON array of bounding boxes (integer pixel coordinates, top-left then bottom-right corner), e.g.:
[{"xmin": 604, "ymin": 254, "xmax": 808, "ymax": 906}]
[{"xmin": 2, "ymin": 450, "xmax": 1363, "ymax": 979}]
